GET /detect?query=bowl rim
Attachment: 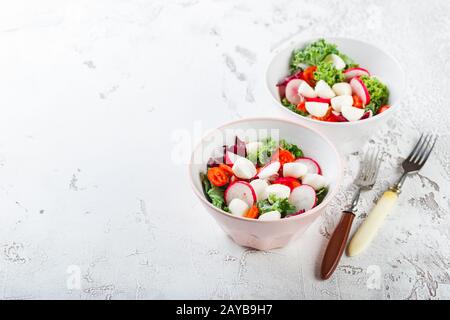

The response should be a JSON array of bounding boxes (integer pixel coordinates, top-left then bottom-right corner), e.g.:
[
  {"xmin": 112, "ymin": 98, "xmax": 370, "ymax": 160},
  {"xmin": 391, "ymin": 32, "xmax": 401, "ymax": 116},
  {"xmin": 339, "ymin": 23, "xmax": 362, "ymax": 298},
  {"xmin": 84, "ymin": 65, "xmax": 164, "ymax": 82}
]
[
  {"xmin": 265, "ymin": 36, "xmax": 406, "ymax": 127},
  {"xmin": 188, "ymin": 116, "xmax": 343, "ymax": 223}
]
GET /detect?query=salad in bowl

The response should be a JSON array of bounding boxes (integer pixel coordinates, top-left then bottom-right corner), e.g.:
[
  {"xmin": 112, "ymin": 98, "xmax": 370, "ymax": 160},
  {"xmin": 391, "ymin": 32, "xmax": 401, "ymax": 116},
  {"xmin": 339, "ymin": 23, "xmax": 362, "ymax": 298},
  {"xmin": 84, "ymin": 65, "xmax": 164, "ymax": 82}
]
[
  {"xmin": 200, "ymin": 136, "xmax": 328, "ymax": 221},
  {"xmin": 277, "ymin": 39, "xmax": 390, "ymax": 122}
]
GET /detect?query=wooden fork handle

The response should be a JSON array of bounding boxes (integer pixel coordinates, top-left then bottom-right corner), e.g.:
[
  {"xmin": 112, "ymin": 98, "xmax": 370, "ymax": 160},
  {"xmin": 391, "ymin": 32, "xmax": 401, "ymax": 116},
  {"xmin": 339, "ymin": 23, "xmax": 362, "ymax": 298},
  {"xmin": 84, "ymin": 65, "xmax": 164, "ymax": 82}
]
[{"xmin": 321, "ymin": 211, "xmax": 355, "ymax": 280}]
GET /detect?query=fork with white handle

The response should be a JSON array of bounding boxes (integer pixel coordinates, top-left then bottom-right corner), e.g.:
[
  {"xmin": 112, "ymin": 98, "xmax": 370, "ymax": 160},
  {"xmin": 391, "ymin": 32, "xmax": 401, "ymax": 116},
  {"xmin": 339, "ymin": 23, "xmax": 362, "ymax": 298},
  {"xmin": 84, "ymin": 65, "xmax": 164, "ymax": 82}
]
[{"xmin": 347, "ymin": 133, "xmax": 438, "ymax": 256}]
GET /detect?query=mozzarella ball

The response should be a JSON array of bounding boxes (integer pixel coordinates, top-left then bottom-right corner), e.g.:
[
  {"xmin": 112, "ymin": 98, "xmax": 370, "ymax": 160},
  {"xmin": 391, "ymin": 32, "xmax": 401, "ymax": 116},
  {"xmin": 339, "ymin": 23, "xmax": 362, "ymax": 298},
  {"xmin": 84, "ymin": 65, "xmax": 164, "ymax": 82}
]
[
  {"xmin": 302, "ymin": 173, "xmax": 327, "ymax": 190},
  {"xmin": 266, "ymin": 184, "xmax": 291, "ymax": 199},
  {"xmin": 250, "ymin": 179, "xmax": 269, "ymax": 201},
  {"xmin": 283, "ymin": 162, "xmax": 308, "ymax": 178},
  {"xmin": 232, "ymin": 157, "xmax": 257, "ymax": 179},
  {"xmin": 330, "ymin": 95, "xmax": 353, "ymax": 113},
  {"xmin": 315, "ymin": 80, "xmax": 336, "ymax": 99},
  {"xmin": 228, "ymin": 198, "xmax": 249, "ymax": 217},
  {"xmin": 332, "ymin": 82, "xmax": 352, "ymax": 96},
  {"xmin": 258, "ymin": 210, "xmax": 281, "ymax": 221},
  {"xmin": 341, "ymin": 105, "xmax": 364, "ymax": 122},
  {"xmin": 298, "ymin": 80, "xmax": 317, "ymax": 98}
]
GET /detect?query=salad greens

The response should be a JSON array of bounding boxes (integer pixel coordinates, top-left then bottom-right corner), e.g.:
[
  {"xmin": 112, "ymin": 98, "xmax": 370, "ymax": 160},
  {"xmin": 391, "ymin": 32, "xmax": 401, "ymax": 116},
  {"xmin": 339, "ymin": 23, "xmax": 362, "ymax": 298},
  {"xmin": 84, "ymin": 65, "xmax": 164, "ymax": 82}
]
[
  {"xmin": 290, "ymin": 39, "xmax": 339, "ymax": 71},
  {"xmin": 360, "ymin": 75, "xmax": 389, "ymax": 114},
  {"xmin": 200, "ymin": 173, "xmax": 228, "ymax": 211},
  {"xmin": 280, "ymin": 139, "xmax": 304, "ymax": 158},
  {"xmin": 281, "ymin": 97, "xmax": 308, "ymax": 117},
  {"xmin": 257, "ymin": 194, "xmax": 297, "ymax": 218},
  {"xmin": 316, "ymin": 187, "xmax": 328, "ymax": 205},
  {"xmin": 314, "ymin": 61, "xmax": 345, "ymax": 86}
]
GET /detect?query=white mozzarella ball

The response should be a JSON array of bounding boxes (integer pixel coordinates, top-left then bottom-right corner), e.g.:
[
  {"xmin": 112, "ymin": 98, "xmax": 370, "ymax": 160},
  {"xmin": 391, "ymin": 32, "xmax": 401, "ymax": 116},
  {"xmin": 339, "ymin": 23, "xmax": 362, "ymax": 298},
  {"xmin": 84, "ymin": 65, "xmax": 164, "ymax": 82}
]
[
  {"xmin": 266, "ymin": 184, "xmax": 291, "ymax": 199},
  {"xmin": 297, "ymin": 80, "xmax": 317, "ymax": 98},
  {"xmin": 341, "ymin": 105, "xmax": 365, "ymax": 122},
  {"xmin": 246, "ymin": 141, "xmax": 262, "ymax": 155},
  {"xmin": 332, "ymin": 82, "xmax": 352, "ymax": 96},
  {"xmin": 232, "ymin": 157, "xmax": 257, "ymax": 179},
  {"xmin": 315, "ymin": 80, "xmax": 336, "ymax": 99},
  {"xmin": 229, "ymin": 198, "xmax": 249, "ymax": 217},
  {"xmin": 302, "ymin": 173, "xmax": 327, "ymax": 190},
  {"xmin": 305, "ymin": 102, "xmax": 329, "ymax": 117},
  {"xmin": 330, "ymin": 95, "xmax": 353, "ymax": 113},
  {"xmin": 250, "ymin": 179, "xmax": 269, "ymax": 201},
  {"xmin": 324, "ymin": 54, "xmax": 346, "ymax": 70},
  {"xmin": 257, "ymin": 161, "xmax": 280, "ymax": 179},
  {"xmin": 258, "ymin": 210, "xmax": 281, "ymax": 221},
  {"xmin": 283, "ymin": 162, "xmax": 308, "ymax": 178}
]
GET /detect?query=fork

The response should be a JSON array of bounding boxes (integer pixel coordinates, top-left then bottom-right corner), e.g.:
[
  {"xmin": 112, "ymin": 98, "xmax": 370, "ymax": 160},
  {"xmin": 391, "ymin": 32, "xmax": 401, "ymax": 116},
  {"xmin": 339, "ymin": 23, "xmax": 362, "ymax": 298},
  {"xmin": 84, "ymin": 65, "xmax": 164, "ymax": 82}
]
[
  {"xmin": 347, "ymin": 134, "xmax": 438, "ymax": 256},
  {"xmin": 321, "ymin": 148, "xmax": 381, "ymax": 280}
]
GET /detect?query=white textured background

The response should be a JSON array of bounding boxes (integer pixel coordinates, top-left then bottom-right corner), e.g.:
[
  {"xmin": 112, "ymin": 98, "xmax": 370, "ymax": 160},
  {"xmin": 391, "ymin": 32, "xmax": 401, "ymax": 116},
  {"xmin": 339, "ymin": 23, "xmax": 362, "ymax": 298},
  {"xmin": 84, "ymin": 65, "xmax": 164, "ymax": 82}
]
[{"xmin": 0, "ymin": 0, "xmax": 449, "ymax": 300}]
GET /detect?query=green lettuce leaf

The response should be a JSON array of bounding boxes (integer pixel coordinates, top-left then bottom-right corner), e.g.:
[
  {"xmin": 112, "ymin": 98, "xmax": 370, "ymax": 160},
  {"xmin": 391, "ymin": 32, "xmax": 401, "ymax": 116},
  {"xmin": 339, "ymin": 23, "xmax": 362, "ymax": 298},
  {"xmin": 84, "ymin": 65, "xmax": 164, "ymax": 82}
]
[
  {"xmin": 314, "ymin": 61, "xmax": 345, "ymax": 86},
  {"xmin": 290, "ymin": 39, "xmax": 339, "ymax": 72},
  {"xmin": 316, "ymin": 187, "xmax": 328, "ymax": 205},
  {"xmin": 281, "ymin": 97, "xmax": 308, "ymax": 117},
  {"xmin": 257, "ymin": 194, "xmax": 297, "ymax": 218},
  {"xmin": 360, "ymin": 75, "xmax": 389, "ymax": 114},
  {"xmin": 200, "ymin": 172, "xmax": 227, "ymax": 210},
  {"xmin": 280, "ymin": 139, "xmax": 303, "ymax": 158}
]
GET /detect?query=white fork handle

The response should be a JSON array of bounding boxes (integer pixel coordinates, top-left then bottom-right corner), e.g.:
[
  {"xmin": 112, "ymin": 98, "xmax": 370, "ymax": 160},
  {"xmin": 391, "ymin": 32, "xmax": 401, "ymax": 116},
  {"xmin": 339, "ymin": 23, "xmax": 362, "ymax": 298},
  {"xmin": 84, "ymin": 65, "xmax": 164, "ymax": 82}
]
[{"xmin": 347, "ymin": 190, "xmax": 398, "ymax": 256}]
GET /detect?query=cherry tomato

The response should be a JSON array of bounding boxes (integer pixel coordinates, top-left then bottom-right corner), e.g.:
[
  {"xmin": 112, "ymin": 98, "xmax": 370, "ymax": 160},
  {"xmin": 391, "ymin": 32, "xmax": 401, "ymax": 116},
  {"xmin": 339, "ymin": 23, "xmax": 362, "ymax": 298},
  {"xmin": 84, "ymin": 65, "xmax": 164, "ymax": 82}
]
[
  {"xmin": 296, "ymin": 101, "xmax": 307, "ymax": 113},
  {"xmin": 207, "ymin": 167, "xmax": 229, "ymax": 187},
  {"xmin": 302, "ymin": 66, "xmax": 317, "ymax": 87},
  {"xmin": 352, "ymin": 94, "xmax": 363, "ymax": 109},
  {"xmin": 271, "ymin": 149, "xmax": 295, "ymax": 166},
  {"xmin": 273, "ymin": 177, "xmax": 301, "ymax": 191}
]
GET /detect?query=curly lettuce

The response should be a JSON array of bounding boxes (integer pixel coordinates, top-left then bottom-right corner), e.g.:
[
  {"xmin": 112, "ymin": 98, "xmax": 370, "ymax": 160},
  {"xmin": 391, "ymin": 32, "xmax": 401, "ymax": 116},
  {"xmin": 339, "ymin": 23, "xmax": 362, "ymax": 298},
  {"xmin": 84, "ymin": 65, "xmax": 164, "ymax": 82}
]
[
  {"xmin": 200, "ymin": 173, "xmax": 228, "ymax": 211},
  {"xmin": 360, "ymin": 75, "xmax": 389, "ymax": 114},
  {"xmin": 290, "ymin": 39, "xmax": 338, "ymax": 72},
  {"xmin": 281, "ymin": 97, "xmax": 308, "ymax": 117},
  {"xmin": 280, "ymin": 139, "xmax": 303, "ymax": 158},
  {"xmin": 257, "ymin": 194, "xmax": 296, "ymax": 218},
  {"xmin": 313, "ymin": 61, "xmax": 345, "ymax": 86}
]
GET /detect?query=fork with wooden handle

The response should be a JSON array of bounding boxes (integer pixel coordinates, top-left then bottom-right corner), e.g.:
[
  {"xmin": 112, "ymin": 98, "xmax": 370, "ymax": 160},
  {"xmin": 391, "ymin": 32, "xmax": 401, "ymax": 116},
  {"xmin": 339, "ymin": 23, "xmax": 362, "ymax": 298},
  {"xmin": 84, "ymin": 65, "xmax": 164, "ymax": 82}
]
[
  {"xmin": 321, "ymin": 148, "xmax": 381, "ymax": 280},
  {"xmin": 347, "ymin": 134, "xmax": 438, "ymax": 257}
]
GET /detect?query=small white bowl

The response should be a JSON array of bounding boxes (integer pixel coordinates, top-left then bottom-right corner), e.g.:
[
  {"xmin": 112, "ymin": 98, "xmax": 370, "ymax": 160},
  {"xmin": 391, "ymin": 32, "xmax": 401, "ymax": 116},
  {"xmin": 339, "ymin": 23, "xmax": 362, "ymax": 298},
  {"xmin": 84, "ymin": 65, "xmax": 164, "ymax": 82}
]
[
  {"xmin": 189, "ymin": 117, "xmax": 342, "ymax": 250},
  {"xmin": 266, "ymin": 37, "xmax": 405, "ymax": 154}
]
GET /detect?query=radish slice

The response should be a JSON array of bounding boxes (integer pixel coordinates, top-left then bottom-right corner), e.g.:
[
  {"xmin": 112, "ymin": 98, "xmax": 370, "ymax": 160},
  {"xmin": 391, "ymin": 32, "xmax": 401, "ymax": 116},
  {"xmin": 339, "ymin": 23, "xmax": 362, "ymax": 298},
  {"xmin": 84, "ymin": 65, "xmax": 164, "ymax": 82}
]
[
  {"xmin": 285, "ymin": 79, "xmax": 304, "ymax": 105},
  {"xmin": 276, "ymin": 70, "xmax": 303, "ymax": 87},
  {"xmin": 258, "ymin": 210, "xmax": 281, "ymax": 221},
  {"xmin": 332, "ymin": 82, "xmax": 352, "ymax": 96},
  {"xmin": 228, "ymin": 198, "xmax": 249, "ymax": 217},
  {"xmin": 324, "ymin": 54, "xmax": 346, "ymax": 70},
  {"xmin": 302, "ymin": 174, "xmax": 327, "ymax": 190},
  {"xmin": 350, "ymin": 77, "xmax": 370, "ymax": 105},
  {"xmin": 315, "ymin": 80, "xmax": 336, "ymax": 99},
  {"xmin": 289, "ymin": 185, "xmax": 317, "ymax": 212},
  {"xmin": 257, "ymin": 161, "xmax": 281, "ymax": 179},
  {"xmin": 341, "ymin": 105, "xmax": 365, "ymax": 122},
  {"xmin": 225, "ymin": 151, "xmax": 241, "ymax": 166},
  {"xmin": 266, "ymin": 184, "xmax": 291, "ymax": 199},
  {"xmin": 305, "ymin": 101, "xmax": 329, "ymax": 117},
  {"xmin": 344, "ymin": 67, "xmax": 370, "ymax": 81},
  {"xmin": 225, "ymin": 181, "xmax": 256, "ymax": 206},
  {"xmin": 305, "ymin": 97, "xmax": 331, "ymax": 104},
  {"xmin": 294, "ymin": 157, "xmax": 321, "ymax": 174},
  {"xmin": 232, "ymin": 157, "xmax": 257, "ymax": 179},
  {"xmin": 330, "ymin": 95, "xmax": 353, "ymax": 113},
  {"xmin": 298, "ymin": 80, "xmax": 317, "ymax": 98},
  {"xmin": 250, "ymin": 179, "xmax": 269, "ymax": 201}
]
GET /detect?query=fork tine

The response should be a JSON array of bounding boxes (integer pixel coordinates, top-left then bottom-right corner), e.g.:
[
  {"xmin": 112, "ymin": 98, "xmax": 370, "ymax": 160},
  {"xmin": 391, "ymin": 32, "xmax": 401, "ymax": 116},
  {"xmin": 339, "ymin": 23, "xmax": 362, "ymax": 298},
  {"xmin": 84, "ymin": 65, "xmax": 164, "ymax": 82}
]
[
  {"xmin": 357, "ymin": 149, "xmax": 371, "ymax": 179},
  {"xmin": 368, "ymin": 149, "xmax": 380, "ymax": 182},
  {"xmin": 406, "ymin": 133, "xmax": 424, "ymax": 162},
  {"xmin": 418, "ymin": 135, "xmax": 438, "ymax": 166},
  {"xmin": 415, "ymin": 134, "xmax": 432, "ymax": 163}
]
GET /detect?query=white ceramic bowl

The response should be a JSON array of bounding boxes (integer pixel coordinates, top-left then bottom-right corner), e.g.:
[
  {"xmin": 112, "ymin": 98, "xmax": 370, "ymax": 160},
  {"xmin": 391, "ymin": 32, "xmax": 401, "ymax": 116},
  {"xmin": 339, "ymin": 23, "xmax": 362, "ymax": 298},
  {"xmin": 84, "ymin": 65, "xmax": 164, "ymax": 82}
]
[
  {"xmin": 189, "ymin": 117, "xmax": 342, "ymax": 250},
  {"xmin": 266, "ymin": 37, "xmax": 405, "ymax": 154}
]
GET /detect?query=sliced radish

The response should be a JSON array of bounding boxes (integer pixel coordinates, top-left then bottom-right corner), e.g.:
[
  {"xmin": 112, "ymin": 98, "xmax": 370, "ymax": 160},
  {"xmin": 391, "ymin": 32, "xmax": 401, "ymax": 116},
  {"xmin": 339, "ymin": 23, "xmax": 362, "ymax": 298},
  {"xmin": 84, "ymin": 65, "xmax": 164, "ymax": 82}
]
[
  {"xmin": 350, "ymin": 77, "xmax": 370, "ymax": 105},
  {"xmin": 302, "ymin": 173, "xmax": 327, "ymax": 190},
  {"xmin": 315, "ymin": 80, "xmax": 336, "ymax": 99},
  {"xmin": 330, "ymin": 95, "xmax": 353, "ymax": 113},
  {"xmin": 332, "ymin": 82, "xmax": 352, "ymax": 96},
  {"xmin": 305, "ymin": 97, "xmax": 331, "ymax": 104},
  {"xmin": 258, "ymin": 210, "xmax": 281, "ymax": 221},
  {"xmin": 232, "ymin": 157, "xmax": 257, "ymax": 179},
  {"xmin": 297, "ymin": 80, "xmax": 317, "ymax": 98},
  {"xmin": 341, "ymin": 105, "xmax": 365, "ymax": 122},
  {"xmin": 324, "ymin": 54, "xmax": 346, "ymax": 70},
  {"xmin": 228, "ymin": 198, "xmax": 249, "ymax": 217},
  {"xmin": 266, "ymin": 184, "xmax": 291, "ymax": 199},
  {"xmin": 225, "ymin": 181, "xmax": 256, "ymax": 206},
  {"xmin": 285, "ymin": 79, "xmax": 304, "ymax": 105},
  {"xmin": 344, "ymin": 67, "xmax": 370, "ymax": 81},
  {"xmin": 360, "ymin": 110, "xmax": 373, "ymax": 120},
  {"xmin": 283, "ymin": 162, "xmax": 308, "ymax": 178},
  {"xmin": 257, "ymin": 161, "xmax": 281, "ymax": 179},
  {"xmin": 276, "ymin": 70, "xmax": 303, "ymax": 87},
  {"xmin": 305, "ymin": 101, "xmax": 329, "ymax": 117},
  {"xmin": 294, "ymin": 157, "xmax": 321, "ymax": 174},
  {"xmin": 289, "ymin": 185, "xmax": 317, "ymax": 212},
  {"xmin": 224, "ymin": 151, "xmax": 241, "ymax": 166},
  {"xmin": 250, "ymin": 179, "xmax": 268, "ymax": 201}
]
